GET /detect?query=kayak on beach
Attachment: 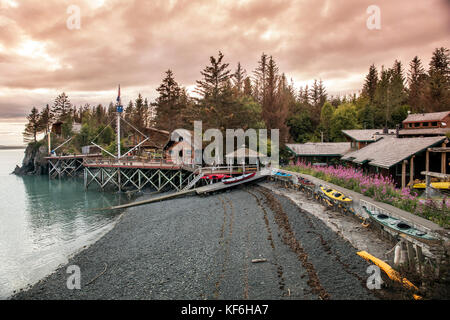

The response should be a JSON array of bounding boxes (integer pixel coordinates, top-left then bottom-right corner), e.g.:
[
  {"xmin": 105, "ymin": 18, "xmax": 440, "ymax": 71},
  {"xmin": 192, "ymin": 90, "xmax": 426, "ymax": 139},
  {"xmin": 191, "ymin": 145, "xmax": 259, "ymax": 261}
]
[
  {"xmin": 412, "ymin": 182, "xmax": 450, "ymax": 190},
  {"xmin": 320, "ymin": 186, "xmax": 353, "ymax": 203},
  {"xmin": 223, "ymin": 172, "xmax": 256, "ymax": 184},
  {"xmin": 299, "ymin": 177, "xmax": 314, "ymax": 186},
  {"xmin": 274, "ymin": 172, "xmax": 292, "ymax": 177},
  {"xmin": 200, "ymin": 174, "xmax": 231, "ymax": 180},
  {"xmin": 362, "ymin": 206, "xmax": 439, "ymax": 244}
]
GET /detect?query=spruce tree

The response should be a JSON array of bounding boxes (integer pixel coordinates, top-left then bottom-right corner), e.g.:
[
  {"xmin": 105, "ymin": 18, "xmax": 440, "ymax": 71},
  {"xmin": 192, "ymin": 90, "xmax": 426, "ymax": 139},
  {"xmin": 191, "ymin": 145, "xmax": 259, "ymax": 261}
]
[
  {"xmin": 253, "ymin": 53, "xmax": 268, "ymax": 105},
  {"xmin": 39, "ymin": 104, "xmax": 52, "ymax": 135},
  {"xmin": 389, "ymin": 60, "xmax": 407, "ymax": 111},
  {"xmin": 53, "ymin": 92, "xmax": 72, "ymax": 121},
  {"xmin": 154, "ymin": 69, "xmax": 182, "ymax": 131},
  {"xmin": 407, "ymin": 56, "xmax": 427, "ymax": 113},
  {"xmin": 195, "ymin": 51, "xmax": 233, "ymax": 129},
  {"xmin": 232, "ymin": 62, "xmax": 246, "ymax": 95},
  {"xmin": 374, "ymin": 66, "xmax": 392, "ymax": 127},
  {"xmin": 426, "ymin": 47, "xmax": 450, "ymax": 111},
  {"xmin": 362, "ymin": 64, "xmax": 378, "ymax": 103},
  {"xmin": 133, "ymin": 93, "xmax": 147, "ymax": 132},
  {"xmin": 23, "ymin": 107, "xmax": 42, "ymax": 143},
  {"xmin": 195, "ymin": 51, "xmax": 231, "ymax": 102}
]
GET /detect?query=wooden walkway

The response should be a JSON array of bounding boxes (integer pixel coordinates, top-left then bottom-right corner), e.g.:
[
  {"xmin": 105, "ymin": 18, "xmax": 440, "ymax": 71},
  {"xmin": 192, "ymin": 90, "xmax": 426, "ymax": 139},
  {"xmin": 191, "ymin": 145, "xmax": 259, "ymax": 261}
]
[
  {"xmin": 104, "ymin": 171, "xmax": 267, "ymax": 210},
  {"xmin": 44, "ymin": 153, "xmax": 102, "ymax": 160}
]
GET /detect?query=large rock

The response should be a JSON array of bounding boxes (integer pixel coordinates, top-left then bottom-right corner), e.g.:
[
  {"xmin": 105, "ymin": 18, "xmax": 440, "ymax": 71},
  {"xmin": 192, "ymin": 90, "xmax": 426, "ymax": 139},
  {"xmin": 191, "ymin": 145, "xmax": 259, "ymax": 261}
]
[{"xmin": 12, "ymin": 144, "xmax": 48, "ymax": 175}]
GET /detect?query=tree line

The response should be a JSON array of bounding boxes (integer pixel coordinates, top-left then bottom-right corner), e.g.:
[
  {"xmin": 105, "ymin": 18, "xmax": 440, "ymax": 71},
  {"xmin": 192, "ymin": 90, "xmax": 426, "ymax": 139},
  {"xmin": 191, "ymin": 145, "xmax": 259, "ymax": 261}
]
[{"xmin": 23, "ymin": 47, "xmax": 449, "ymax": 152}]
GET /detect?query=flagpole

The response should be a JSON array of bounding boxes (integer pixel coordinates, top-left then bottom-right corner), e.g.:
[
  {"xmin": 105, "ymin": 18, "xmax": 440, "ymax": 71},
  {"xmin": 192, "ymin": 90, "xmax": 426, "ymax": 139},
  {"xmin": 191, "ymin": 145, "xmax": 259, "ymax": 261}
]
[
  {"xmin": 117, "ymin": 110, "xmax": 121, "ymax": 159},
  {"xmin": 117, "ymin": 84, "xmax": 122, "ymax": 160}
]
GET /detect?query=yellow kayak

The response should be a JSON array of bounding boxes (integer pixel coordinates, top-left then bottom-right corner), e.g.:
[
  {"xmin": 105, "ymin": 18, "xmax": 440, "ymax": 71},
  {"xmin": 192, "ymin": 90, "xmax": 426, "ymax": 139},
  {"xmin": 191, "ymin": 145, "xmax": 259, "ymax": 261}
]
[
  {"xmin": 320, "ymin": 186, "xmax": 353, "ymax": 203},
  {"xmin": 413, "ymin": 182, "xmax": 450, "ymax": 189}
]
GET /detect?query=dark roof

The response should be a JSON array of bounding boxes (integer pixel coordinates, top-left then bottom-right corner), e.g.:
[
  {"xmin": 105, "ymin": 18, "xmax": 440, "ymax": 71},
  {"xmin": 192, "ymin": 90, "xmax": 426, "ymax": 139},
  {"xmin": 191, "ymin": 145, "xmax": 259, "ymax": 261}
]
[
  {"xmin": 342, "ymin": 136, "xmax": 446, "ymax": 169},
  {"xmin": 286, "ymin": 142, "xmax": 351, "ymax": 156}
]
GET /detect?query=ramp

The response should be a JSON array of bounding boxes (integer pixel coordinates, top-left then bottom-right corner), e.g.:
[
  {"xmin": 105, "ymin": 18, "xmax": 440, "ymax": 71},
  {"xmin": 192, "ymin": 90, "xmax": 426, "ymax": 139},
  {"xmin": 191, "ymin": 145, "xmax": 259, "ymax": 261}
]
[{"xmin": 104, "ymin": 171, "xmax": 268, "ymax": 211}]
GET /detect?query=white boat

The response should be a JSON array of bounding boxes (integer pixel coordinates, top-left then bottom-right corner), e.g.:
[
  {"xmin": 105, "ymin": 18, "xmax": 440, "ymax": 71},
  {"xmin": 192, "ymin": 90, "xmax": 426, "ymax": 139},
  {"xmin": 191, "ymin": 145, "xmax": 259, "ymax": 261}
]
[{"xmin": 223, "ymin": 172, "xmax": 256, "ymax": 184}]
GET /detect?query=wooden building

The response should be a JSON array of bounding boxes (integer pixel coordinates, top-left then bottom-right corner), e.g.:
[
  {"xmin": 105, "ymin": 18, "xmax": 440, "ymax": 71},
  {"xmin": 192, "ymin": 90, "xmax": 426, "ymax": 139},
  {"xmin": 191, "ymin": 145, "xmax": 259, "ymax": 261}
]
[
  {"xmin": 341, "ymin": 135, "xmax": 448, "ymax": 188},
  {"xmin": 51, "ymin": 121, "xmax": 82, "ymax": 137},
  {"xmin": 399, "ymin": 111, "xmax": 450, "ymax": 137},
  {"xmin": 342, "ymin": 129, "xmax": 396, "ymax": 150},
  {"xmin": 163, "ymin": 129, "xmax": 195, "ymax": 164},
  {"xmin": 126, "ymin": 127, "xmax": 170, "ymax": 158},
  {"xmin": 286, "ymin": 142, "xmax": 351, "ymax": 165}
]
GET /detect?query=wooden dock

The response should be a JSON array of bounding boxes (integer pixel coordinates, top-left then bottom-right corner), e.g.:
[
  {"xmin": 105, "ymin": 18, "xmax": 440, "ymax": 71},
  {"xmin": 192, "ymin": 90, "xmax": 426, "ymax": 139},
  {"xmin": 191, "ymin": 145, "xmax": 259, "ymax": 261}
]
[
  {"xmin": 103, "ymin": 171, "xmax": 268, "ymax": 210},
  {"xmin": 46, "ymin": 153, "xmax": 102, "ymax": 179}
]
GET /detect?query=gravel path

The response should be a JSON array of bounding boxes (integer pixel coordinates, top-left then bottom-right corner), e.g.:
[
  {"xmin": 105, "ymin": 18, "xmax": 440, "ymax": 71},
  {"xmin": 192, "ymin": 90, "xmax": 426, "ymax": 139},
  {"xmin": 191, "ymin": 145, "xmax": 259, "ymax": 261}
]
[{"xmin": 12, "ymin": 185, "xmax": 376, "ymax": 300}]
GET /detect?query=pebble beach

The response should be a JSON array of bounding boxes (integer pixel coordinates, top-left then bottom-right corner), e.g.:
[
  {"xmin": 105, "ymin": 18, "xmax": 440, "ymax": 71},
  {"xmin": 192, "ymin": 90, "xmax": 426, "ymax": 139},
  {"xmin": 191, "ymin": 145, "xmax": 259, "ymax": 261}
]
[{"xmin": 12, "ymin": 184, "xmax": 384, "ymax": 300}]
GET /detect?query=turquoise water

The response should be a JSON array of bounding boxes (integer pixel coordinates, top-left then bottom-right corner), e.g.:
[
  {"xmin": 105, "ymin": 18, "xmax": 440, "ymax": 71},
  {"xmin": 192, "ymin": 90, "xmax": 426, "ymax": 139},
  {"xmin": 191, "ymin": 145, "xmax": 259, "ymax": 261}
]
[{"xmin": 0, "ymin": 149, "xmax": 127, "ymax": 299}]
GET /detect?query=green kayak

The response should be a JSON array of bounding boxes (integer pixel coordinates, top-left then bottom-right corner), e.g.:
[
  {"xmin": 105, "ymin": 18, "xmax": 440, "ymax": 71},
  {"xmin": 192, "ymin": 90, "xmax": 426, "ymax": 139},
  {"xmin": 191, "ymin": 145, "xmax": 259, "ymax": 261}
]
[{"xmin": 362, "ymin": 206, "xmax": 439, "ymax": 244}]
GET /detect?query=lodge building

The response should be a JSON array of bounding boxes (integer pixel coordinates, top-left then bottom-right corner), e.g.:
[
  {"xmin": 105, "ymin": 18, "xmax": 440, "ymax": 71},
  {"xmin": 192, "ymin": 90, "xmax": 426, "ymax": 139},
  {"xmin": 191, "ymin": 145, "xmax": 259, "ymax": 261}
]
[{"xmin": 287, "ymin": 111, "xmax": 449, "ymax": 188}]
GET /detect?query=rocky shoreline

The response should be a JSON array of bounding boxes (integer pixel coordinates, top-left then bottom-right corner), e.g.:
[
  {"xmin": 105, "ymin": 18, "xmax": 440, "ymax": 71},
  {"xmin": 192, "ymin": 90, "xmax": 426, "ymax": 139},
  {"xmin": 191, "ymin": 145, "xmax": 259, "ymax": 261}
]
[
  {"xmin": 10, "ymin": 184, "xmax": 394, "ymax": 300},
  {"xmin": 12, "ymin": 143, "xmax": 48, "ymax": 176}
]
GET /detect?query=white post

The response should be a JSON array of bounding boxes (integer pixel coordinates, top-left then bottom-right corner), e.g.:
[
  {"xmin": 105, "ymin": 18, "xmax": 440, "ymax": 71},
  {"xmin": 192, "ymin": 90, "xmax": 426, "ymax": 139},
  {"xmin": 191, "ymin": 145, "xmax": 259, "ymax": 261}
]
[
  {"xmin": 48, "ymin": 130, "xmax": 51, "ymax": 155},
  {"xmin": 117, "ymin": 112, "xmax": 121, "ymax": 160}
]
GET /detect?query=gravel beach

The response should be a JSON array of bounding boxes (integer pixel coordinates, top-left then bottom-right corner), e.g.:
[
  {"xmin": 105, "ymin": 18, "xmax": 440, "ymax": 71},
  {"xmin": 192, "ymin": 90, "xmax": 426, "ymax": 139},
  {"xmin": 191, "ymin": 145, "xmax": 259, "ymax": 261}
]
[{"xmin": 12, "ymin": 184, "xmax": 378, "ymax": 300}]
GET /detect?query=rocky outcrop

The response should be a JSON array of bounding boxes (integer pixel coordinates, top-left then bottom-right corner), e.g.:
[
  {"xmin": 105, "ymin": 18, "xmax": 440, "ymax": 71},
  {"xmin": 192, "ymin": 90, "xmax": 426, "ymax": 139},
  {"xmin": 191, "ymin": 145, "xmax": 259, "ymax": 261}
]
[{"xmin": 13, "ymin": 144, "xmax": 48, "ymax": 175}]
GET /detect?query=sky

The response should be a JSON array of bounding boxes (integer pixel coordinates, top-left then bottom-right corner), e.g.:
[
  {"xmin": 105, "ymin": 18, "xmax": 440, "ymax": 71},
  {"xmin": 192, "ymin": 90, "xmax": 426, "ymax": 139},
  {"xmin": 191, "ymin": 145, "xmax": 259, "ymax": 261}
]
[{"xmin": 0, "ymin": 0, "xmax": 449, "ymax": 146}]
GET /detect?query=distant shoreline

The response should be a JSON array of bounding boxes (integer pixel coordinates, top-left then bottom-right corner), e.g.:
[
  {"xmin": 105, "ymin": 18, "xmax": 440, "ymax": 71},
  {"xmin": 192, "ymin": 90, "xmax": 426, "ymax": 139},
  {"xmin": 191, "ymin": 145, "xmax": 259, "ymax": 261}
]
[{"xmin": 0, "ymin": 146, "xmax": 26, "ymax": 150}]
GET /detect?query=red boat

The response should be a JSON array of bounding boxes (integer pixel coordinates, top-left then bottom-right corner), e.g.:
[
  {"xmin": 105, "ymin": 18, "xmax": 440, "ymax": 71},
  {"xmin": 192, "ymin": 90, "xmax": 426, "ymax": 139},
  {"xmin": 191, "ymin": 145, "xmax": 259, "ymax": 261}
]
[
  {"xmin": 299, "ymin": 177, "xmax": 314, "ymax": 186},
  {"xmin": 223, "ymin": 172, "xmax": 256, "ymax": 184},
  {"xmin": 200, "ymin": 174, "xmax": 231, "ymax": 180}
]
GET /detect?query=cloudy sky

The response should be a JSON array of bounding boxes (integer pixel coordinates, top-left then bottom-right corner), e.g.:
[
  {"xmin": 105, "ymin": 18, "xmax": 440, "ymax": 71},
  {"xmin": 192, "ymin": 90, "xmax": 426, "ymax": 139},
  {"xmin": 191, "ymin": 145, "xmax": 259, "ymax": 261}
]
[{"xmin": 0, "ymin": 0, "xmax": 449, "ymax": 145}]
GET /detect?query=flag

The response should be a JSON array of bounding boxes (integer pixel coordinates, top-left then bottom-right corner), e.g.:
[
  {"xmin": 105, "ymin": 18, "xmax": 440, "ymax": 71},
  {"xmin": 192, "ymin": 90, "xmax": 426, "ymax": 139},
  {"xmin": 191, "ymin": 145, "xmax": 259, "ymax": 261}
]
[{"xmin": 116, "ymin": 84, "xmax": 121, "ymax": 103}]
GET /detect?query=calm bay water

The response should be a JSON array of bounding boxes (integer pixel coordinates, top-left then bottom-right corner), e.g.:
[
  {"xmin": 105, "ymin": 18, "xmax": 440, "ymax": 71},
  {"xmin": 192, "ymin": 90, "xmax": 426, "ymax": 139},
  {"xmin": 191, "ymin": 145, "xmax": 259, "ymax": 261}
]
[{"xmin": 0, "ymin": 149, "xmax": 127, "ymax": 299}]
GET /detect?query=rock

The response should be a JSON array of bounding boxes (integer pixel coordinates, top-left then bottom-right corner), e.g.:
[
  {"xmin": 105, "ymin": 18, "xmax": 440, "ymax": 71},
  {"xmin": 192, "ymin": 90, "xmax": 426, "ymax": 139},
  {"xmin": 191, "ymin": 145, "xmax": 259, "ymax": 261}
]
[{"xmin": 13, "ymin": 143, "xmax": 49, "ymax": 176}]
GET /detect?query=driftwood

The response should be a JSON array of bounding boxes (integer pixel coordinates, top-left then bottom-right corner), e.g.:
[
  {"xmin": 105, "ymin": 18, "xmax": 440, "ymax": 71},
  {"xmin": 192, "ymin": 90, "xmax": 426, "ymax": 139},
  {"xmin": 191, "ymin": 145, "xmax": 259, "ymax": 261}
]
[{"xmin": 251, "ymin": 258, "xmax": 267, "ymax": 263}]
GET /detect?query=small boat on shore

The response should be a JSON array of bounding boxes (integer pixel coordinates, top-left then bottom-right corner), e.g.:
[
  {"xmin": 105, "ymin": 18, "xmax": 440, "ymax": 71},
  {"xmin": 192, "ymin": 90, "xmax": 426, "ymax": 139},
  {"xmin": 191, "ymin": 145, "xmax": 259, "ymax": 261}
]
[
  {"xmin": 320, "ymin": 186, "xmax": 352, "ymax": 203},
  {"xmin": 200, "ymin": 174, "xmax": 231, "ymax": 180},
  {"xmin": 412, "ymin": 182, "xmax": 450, "ymax": 190},
  {"xmin": 299, "ymin": 177, "xmax": 314, "ymax": 186},
  {"xmin": 223, "ymin": 172, "xmax": 256, "ymax": 184},
  {"xmin": 362, "ymin": 206, "xmax": 439, "ymax": 243},
  {"xmin": 274, "ymin": 172, "xmax": 292, "ymax": 177}
]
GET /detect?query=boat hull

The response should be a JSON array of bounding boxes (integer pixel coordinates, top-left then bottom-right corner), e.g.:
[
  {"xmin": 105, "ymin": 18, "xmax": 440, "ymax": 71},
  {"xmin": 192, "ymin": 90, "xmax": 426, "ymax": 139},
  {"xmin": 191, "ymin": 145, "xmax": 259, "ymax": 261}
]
[{"xmin": 362, "ymin": 206, "xmax": 439, "ymax": 244}]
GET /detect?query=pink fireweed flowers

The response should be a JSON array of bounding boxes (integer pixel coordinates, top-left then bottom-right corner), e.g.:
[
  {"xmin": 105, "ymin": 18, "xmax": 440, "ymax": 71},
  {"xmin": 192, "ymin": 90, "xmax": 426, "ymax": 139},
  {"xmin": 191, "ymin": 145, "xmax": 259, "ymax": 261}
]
[{"xmin": 287, "ymin": 160, "xmax": 448, "ymax": 227}]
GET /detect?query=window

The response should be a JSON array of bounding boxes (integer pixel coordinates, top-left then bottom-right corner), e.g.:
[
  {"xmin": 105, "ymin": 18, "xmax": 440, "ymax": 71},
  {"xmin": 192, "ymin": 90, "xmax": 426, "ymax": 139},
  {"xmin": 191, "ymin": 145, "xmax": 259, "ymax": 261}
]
[
  {"xmin": 408, "ymin": 123, "xmax": 412, "ymax": 128},
  {"xmin": 431, "ymin": 122, "xmax": 438, "ymax": 127},
  {"xmin": 423, "ymin": 122, "xmax": 429, "ymax": 127},
  {"xmin": 414, "ymin": 122, "xmax": 420, "ymax": 127}
]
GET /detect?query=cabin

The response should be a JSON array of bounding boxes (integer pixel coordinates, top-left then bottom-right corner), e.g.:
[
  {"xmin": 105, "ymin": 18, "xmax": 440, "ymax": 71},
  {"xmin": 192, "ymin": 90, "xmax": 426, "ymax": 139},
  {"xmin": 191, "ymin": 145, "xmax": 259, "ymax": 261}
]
[
  {"xmin": 126, "ymin": 127, "xmax": 170, "ymax": 158},
  {"xmin": 51, "ymin": 121, "xmax": 82, "ymax": 137},
  {"xmin": 51, "ymin": 121, "xmax": 63, "ymax": 137},
  {"xmin": 163, "ymin": 129, "xmax": 195, "ymax": 165},
  {"xmin": 286, "ymin": 142, "xmax": 352, "ymax": 165},
  {"xmin": 342, "ymin": 129, "xmax": 396, "ymax": 150},
  {"xmin": 341, "ymin": 135, "xmax": 448, "ymax": 188},
  {"xmin": 399, "ymin": 111, "xmax": 450, "ymax": 137},
  {"xmin": 81, "ymin": 145, "xmax": 101, "ymax": 155}
]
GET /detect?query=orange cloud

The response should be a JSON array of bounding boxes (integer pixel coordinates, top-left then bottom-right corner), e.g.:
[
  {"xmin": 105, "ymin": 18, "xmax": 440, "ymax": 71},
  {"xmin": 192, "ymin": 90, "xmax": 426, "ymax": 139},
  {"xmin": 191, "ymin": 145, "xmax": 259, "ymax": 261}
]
[{"xmin": 0, "ymin": 0, "xmax": 448, "ymax": 120}]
